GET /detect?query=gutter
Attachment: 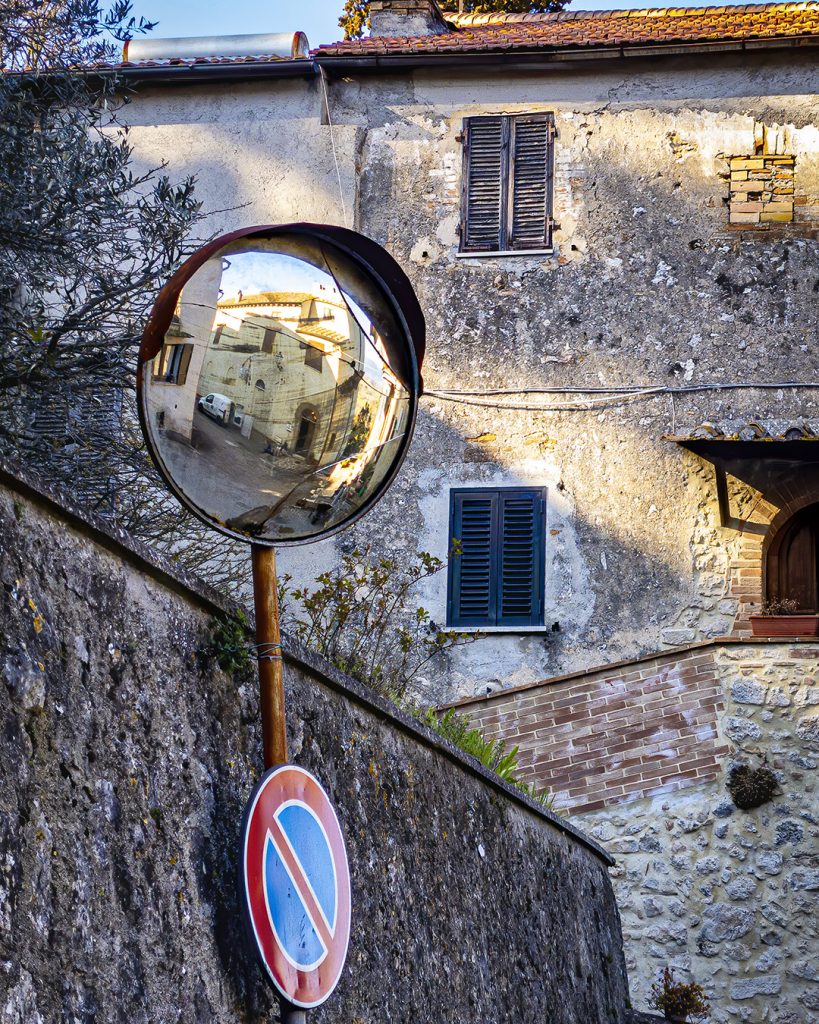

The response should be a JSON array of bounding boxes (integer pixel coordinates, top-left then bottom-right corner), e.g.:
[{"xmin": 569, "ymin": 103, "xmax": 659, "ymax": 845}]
[
  {"xmin": 313, "ymin": 34, "xmax": 819, "ymax": 73},
  {"xmin": 94, "ymin": 59, "xmax": 317, "ymax": 86}
]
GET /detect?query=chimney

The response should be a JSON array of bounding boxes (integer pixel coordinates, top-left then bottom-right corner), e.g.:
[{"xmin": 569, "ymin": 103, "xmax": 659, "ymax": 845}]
[{"xmin": 369, "ymin": 0, "xmax": 450, "ymax": 37}]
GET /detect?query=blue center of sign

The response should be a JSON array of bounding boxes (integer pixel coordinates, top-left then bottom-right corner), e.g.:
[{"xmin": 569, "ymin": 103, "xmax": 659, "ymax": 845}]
[{"xmin": 264, "ymin": 802, "xmax": 337, "ymax": 971}]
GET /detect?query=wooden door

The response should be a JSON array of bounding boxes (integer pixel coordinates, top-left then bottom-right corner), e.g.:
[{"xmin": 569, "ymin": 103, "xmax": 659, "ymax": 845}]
[{"xmin": 767, "ymin": 504, "xmax": 819, "ymax": 611}]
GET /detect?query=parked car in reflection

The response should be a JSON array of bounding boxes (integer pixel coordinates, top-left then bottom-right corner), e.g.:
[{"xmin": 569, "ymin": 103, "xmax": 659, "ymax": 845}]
[{"xmin": 197, "ymin": 392, "xmax": 232, "ymax": 425}]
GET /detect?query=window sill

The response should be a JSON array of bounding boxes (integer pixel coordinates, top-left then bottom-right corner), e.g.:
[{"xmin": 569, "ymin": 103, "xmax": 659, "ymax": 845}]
[
  {"xmin": 456, "ymin": 249, "xmax": 555, "ymax": 259},
  {"xmin": 445, "ymin": 625, "xmax": 556, "ymax": 635}
]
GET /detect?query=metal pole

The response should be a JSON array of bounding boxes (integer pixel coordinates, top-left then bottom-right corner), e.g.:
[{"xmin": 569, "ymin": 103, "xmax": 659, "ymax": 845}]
[{"xmin": 250, "ymin": 544, "xmax": 288, "ymax": 769}]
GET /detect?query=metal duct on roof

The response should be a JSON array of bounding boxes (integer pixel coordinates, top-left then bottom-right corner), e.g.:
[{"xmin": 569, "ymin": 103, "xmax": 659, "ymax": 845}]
[{"xmin": 123, "ymin": 31, "xmax": 310, "ymax": 63}]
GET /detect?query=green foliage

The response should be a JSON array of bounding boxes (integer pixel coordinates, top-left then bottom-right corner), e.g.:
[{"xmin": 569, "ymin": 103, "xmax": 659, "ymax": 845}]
[
  {"xmin": 207, "ymin": 610, "xmax": 252, "ymax": 673},
  {"xmin": 0, "ymin": 1, "xmax": 202, "ymax": 537},
  {"xmin": 419, "ymin": 707, "xmax": 554, "ymax": 808},
  {"xmin": 280, "ymin": 546, "xmax": 476, "ymax": 701},
  {"xmin": 649, "ymin": 967, "xmax": 710, "ymax": 1022},
  {"xmin": 339, "ymin": 0, "xmax": 570, "ymax": 40},
  {"xmin": 338, "ymin": 0, "xmax": 370, "ymax": 40}
]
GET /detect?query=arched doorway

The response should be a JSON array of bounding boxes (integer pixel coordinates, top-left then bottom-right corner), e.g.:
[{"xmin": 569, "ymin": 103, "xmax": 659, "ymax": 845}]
[
  {"xmin": 293, "ymin": 405, "xmax": 319, "ymax": 458},
  {"xmin": 766, "ymin": 502, "xmax": 819, "ymax": 611}
]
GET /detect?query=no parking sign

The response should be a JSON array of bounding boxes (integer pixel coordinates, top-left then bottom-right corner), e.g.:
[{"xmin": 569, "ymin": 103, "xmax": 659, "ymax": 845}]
[{"xmin": 240, "ymin": 765, "xmax": 352, "ymax": 1009}]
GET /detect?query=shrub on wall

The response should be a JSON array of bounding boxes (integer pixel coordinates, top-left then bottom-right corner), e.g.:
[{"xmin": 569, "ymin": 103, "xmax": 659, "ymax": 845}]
[
  {"xmin": 727, "ymin": 763, "xmax": 779, "ymax": 810},
  {"xmin": 649, "ymin": 967, "xmax": 710, "ymax": 1022}
]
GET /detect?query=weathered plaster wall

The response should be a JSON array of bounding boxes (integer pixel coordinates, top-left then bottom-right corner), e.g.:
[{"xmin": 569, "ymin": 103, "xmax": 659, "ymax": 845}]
[
  {"xmin": 124, "ymin": 52, "xmax": 819, "ymax": 701},
  {"xmin": 574, "ymin": 643, "xmax": 819, "ymax": 1023},
  {"xmin": 0, "ymin": 463, "xmax": 630, "ymax": 1024}
]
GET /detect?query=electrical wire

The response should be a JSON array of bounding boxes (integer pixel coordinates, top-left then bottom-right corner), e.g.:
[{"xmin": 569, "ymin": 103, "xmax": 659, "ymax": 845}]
[
  {"xmin": 320, "ymin": 67, "xmax": 350, "ymax": 230},
  {"xmin": 423, "ymin": 380, "xmax": 819, "ymax": 413}
]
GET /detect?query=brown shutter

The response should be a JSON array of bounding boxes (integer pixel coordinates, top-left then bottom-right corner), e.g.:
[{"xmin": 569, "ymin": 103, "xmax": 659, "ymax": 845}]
[
  {"xmin": 509, "ymin": 114, "xmax": 554, "ymax": 251},
  {"xmin": 176, "ymin": 343, "xmax": 193, "ymax": 386},
  {"xmin": 461, "ymin": 116, "xmax": 507, "ymax": 253}
]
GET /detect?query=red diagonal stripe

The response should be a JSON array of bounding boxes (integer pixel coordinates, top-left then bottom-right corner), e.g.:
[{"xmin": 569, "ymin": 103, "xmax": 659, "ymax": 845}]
[{"xmin": 268, "ymin": 815, "xmax": 334, "ymax": 955}]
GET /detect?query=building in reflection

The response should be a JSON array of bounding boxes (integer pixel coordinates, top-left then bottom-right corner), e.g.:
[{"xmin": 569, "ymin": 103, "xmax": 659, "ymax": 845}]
[{"xmin": 146, "ymin": 260, "xmax": 410, "ymax": 534}]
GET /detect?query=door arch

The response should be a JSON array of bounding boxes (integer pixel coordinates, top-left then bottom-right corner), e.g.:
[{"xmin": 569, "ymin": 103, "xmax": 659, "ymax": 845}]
[
  {"xmin": 293, "ymin": 404, "xmax": 320, "ymax": 458},
  {"xmin": 766, "ymin": 502, "xmax": 819, "ymax": 611}
]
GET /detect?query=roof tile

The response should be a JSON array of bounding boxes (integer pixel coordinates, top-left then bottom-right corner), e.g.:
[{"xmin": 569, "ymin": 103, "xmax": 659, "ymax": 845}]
[{"xmin": 315, "ymin": 1, "xmax": 819, "ymax": 57}]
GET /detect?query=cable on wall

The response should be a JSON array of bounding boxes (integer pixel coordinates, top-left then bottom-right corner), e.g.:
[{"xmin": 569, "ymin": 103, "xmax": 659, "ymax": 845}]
[
  {"xmin": 320, "ymin": 67, "xmax": 350, "ymax": 230},
  {"xmin": 422, "ymin": 380, "xmax": 819, "ymax": 413}
]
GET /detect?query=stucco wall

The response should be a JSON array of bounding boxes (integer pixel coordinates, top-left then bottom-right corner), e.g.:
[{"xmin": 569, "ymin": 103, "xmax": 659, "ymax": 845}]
[
  {"xmin": 123, "ymin": 52, "xmax": 819, "ymax": 702},
  {"xmin": 0, "ymin": 461, "xmax": 629, "ymax": 1024}
]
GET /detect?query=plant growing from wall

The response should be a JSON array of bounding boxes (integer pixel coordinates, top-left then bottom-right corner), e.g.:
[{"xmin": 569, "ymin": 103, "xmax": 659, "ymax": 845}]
[
  {"xmin": 418, "ymin": 707, "xmax": 553, "ymax": 808},
  {"xmin": 339, "ymin": 0, "xmax": 571, "ymax": 41},
  {"xmin": 726, "ymin": 762, "xmax": 779, "ymax": 810},
  {"xmin": 280, "ymin": 546, "xmax": 478, "ymax": 700},
  {"xmin": 649, "ymin": 967, "xmax": 710, "ymax": 1023},
  {"xmin": 205, "ymin": 610, "xmax": 253, "ymax": 673}
]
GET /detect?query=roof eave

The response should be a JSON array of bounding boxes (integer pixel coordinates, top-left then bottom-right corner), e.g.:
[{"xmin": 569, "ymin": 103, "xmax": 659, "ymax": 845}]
[
  {"xmin": 95, "ymin": 58, "xmax": 317, "ymax": 85},
  {"xmin": 313, "ymin": 33, "xmax": 819, "ymax": 71}
]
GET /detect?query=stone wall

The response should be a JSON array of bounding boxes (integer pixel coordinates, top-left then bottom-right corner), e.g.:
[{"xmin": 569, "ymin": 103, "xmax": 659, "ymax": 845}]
[
  {"xmin": 0, "ymin": 460, "xmax": 630, "ymax": 1024},
  {"xmin": 454, "ymin": 639, "xmax": 819, "ymax": 1021}
]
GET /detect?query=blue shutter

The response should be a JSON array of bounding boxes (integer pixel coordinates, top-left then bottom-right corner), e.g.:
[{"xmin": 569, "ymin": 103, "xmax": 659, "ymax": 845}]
[
  {"xmin": 498, "ymin": 490, "xmax": 545, "ymax": 626},
  {"xmin": 448, "ymin": 491, "xmax": 498, "ymax": 627}
]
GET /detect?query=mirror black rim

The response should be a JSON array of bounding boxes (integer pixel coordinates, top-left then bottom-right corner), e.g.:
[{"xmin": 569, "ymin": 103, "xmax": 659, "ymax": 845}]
[{"xmin": 137, "ymin": 223, "xmax": 423, "ymax": 547}]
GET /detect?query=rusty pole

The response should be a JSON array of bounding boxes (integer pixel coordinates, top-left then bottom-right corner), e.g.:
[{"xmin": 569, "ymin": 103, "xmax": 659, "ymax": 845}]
[
  {"xmin": 250, "ymin": 544, "xmax": 288, "ymax": 769},
  {"xmin": 250, "ymin": 546, "xmax": 304, "ymax": 1024}
]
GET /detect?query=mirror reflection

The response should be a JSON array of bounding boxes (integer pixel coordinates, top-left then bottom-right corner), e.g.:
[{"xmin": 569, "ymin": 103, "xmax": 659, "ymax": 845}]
[{"xmin": 141, "ymin": 235, "xmax": 414, "ymax": 542}]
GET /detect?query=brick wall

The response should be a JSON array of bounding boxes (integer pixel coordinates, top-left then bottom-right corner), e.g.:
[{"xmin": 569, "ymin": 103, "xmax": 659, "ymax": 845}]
[{"xmin": 445, "ymin": 645, "xmax": 731, "ymax": 813}]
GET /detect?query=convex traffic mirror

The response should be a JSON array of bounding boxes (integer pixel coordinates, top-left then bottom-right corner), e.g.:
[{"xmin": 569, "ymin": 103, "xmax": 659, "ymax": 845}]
[{"xmin": 137, "ymin": 224, "xmax": 424, "ymax": 544}]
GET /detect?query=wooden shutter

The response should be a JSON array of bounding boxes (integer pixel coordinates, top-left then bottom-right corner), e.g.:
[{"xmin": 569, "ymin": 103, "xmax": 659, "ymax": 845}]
[
  {"xmin": 176, "ymin": 344, "xmax": 193, "ymax": 386},
  {"xmin": 461, "ymin": 116, "xmax": 506, "ymax": 253},
  {"xmin": 498, "ymin": 489, "xmax": 545, "ymax": 626},
  {"xmin": 448, "ymin": 488, "xmax": 546, "ymax": 627},
  {"xmin": 509, "ymin": 114, "xmax": 554, "ymax": 251},
  {"xmin": 448, "ymin": 490, "xmax": 498, "ymax": 626}
]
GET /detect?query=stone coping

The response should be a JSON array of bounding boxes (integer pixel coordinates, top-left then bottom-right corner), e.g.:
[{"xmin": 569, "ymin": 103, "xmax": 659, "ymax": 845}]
[
  {"xmin": 441, "ymin": 634, "xmax": 819, "ymax": 711},
  {"xmin": 0, "ymin": 455, "xmax": 613, "ymax": 866}
]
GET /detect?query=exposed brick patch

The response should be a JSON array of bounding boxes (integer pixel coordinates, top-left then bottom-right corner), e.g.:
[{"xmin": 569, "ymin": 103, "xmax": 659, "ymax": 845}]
[{"xmin": 459, "ymin": 647, "xmax": 726, "ymax": 813}]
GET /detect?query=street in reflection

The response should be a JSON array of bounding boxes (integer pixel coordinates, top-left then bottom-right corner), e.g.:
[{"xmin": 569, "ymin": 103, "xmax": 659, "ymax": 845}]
[{"xmin": 141, "ymin": 235, "xmax": 412, "ymax": 540}]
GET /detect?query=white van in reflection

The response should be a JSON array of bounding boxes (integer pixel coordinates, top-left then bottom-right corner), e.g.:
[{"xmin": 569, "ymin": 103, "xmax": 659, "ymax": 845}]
[{"xmin": 197, "ymin": 393, "xmax": 232, "ymax": 425}]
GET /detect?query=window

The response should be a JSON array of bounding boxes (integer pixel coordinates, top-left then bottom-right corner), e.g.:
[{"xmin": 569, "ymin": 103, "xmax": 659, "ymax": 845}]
[
  {"xmin": 212, "ymin": 325, "xmax": 223, "ymax": 345},
  {"xmin": 255, "ymin": 378, "xmax": 266, "ymax": 391},
  {"xmin": 262, "ymin": 327, "xmax": 276, "ymax": 354},
  {"xmin": 301, "ymin": 341, "xmax": 323, "ymax": 371},
  {"xmin": 152, "ymin": 343, "xmax": 193, "ymax": 385},
  {"xmin": 460, "ymin": 113, "xmax": 555, "ymax": 255},
  {"xmin": 447, "ymin": 487, "xmax": 547, "ymax": 627}
]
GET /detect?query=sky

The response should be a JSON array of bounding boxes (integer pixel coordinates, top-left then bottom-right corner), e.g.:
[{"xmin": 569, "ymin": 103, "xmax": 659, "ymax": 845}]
[{"xmin": 126, "ymin": 0, "xmax": 772, "ymax": 52}]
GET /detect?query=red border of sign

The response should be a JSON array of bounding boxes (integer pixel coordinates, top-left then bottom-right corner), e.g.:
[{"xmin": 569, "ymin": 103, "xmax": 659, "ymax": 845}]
[{"xmin": 240, "ymin": 764, "xmax": 352, "ymax": 1009}]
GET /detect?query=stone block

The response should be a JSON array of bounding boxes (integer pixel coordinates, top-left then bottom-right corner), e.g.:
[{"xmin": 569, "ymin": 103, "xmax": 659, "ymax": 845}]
[
  {"xmin": 730, "ymin": 975, "xmax": 782, "ymax": 999},
  {"xmin": 731, "ymin": 158, "xmax": 766, "ymax": 170},
  {"xmin": 760, "ymin": 212, "xmax": 793, "ymax": 223},
  {"xmin": 731, "ymin": 680, "xmax": 766, "ymax": 705},
  {"xmin": 730, "ymin": 212, "xmax": 761, "ymax": 224},
  {"xmin": 725, "ymin": 716, "xmax": 762, "ymax": 742},
  {"xmin": 700, "ymin": 903, "xmax": 754, "ymax": 942}
]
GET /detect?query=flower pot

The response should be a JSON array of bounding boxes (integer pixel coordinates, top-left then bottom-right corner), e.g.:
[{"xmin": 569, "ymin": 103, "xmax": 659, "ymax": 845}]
[{"xmin": 749, "ymin": 613, "xmax": 819, "ymax": 638}]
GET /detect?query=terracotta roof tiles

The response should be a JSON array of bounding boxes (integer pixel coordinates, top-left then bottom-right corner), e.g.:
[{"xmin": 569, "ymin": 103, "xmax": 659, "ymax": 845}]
[{"xmin": 315, "ymin": 1, "xmax": 819, "ymax": 57}]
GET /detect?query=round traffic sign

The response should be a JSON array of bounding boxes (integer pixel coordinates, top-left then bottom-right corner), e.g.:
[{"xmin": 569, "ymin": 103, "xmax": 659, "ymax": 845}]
[{"xmin": 240, "ymin": 764, "xmax": 351, "ymax": 1009}]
